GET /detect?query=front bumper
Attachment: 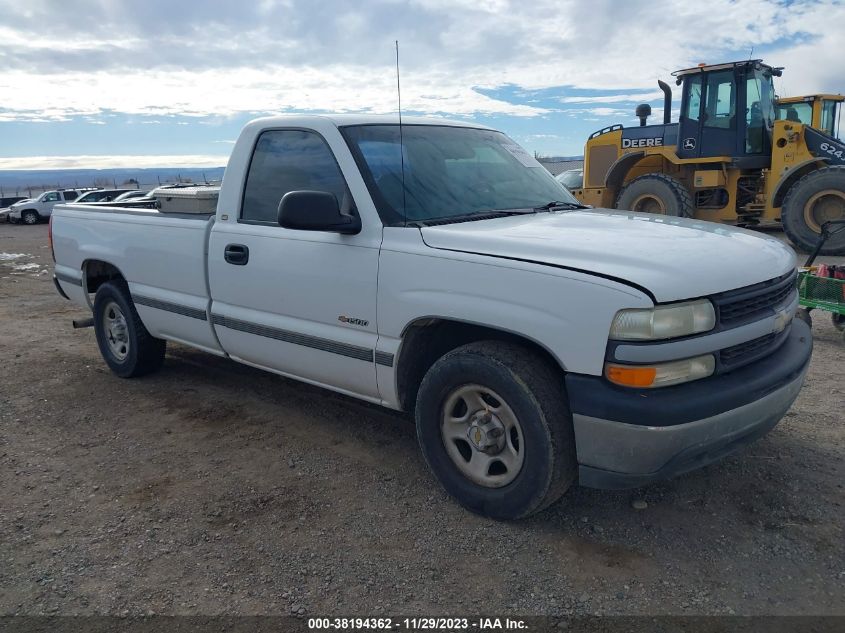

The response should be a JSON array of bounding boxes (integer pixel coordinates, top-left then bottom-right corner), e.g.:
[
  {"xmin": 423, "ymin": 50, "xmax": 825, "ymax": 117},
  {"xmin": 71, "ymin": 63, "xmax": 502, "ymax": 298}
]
[{"xmin": 567, "ymin": 318, "xmax": 813, "ymax": 489}]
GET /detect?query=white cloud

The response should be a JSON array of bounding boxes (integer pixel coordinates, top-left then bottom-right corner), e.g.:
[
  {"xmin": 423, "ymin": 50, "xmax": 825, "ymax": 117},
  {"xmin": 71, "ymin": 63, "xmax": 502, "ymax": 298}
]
[
  {"xmin": 0, "ymin": 155, "xmax": 228, "ymax": 169},
  {"xmin": 560, "ymin": 92, "xmax": 667, "ymax": 105},
  {"xmin": 0, "ymin": 0, "xmax": 842, "ymax": 123}
]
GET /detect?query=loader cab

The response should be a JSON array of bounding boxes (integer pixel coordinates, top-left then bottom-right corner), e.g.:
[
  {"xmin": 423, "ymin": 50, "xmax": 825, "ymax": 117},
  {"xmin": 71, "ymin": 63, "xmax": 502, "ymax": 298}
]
[
  {"xmin": 675, "ymin": 60, "xmax": 780, "ymax": 166},
  {"xmin": 776, "ymin": 95, "xmax": 843, "ymax": 139}
]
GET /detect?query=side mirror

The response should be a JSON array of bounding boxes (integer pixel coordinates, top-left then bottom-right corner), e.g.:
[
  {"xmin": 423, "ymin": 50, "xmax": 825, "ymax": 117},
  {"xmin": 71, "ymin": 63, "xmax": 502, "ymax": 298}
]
[{"xmin": 277, "ymin": 190, "xmax": 360, "ymax": 234}]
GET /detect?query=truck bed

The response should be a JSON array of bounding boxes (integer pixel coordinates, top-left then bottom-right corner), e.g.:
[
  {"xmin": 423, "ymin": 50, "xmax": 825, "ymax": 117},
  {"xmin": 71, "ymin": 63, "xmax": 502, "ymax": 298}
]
[{"xmin": 52, "ymin": 204, "xmax": 222, "ymax": 354}]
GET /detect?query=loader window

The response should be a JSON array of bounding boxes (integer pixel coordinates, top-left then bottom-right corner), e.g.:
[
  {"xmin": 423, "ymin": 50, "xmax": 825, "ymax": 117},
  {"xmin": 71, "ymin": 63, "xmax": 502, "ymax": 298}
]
[
  {"xmin": 821, "ymin": 100, "xmax": 838, "ymax": 138},
  {"xmin": 704, "ymin": 71, "xmax": 735, "ymax": 129},
  {"xmin": 776, "ymin": 102, "xmax": 812, "ymax": 125},
  {"xmin": 685, "ymin": 75, "xmax": 702, "ymax": 122},
  {"xmin": 746, "ymin": 70, "xmax": 775, "ymax": 154}
]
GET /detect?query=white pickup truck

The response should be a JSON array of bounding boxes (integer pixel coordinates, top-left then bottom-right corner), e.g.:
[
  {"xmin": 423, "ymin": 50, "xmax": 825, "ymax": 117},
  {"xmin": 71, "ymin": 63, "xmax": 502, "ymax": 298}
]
[
  {"xmin": 9, "ymin": 189, "xmax": 84, "ymax": 224},
  {"xmin": 51, "ymin": 115, "xmax": 812, "ymax": 519}
]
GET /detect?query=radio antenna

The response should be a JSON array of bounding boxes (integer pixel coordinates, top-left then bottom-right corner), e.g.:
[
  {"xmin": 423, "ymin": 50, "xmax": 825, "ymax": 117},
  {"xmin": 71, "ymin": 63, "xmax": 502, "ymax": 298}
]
[{"xmin": 395, "ymin": 40, "xmax": 407, "ymax": 227}]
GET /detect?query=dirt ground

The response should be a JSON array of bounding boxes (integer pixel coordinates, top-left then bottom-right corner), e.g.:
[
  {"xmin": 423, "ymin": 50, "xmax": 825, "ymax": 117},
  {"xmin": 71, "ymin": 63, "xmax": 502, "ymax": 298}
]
[{"xmin": 1, "ymin": 222, "xmax": 843, "ymax": 618}]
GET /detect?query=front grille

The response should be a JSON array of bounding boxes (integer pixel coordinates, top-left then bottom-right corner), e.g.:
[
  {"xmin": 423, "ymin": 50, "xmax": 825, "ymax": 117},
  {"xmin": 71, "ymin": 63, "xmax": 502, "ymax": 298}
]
[
  {"xmin": 714, "ymin": 271, "xmax": 797, "ymax": 326},
  {"xmin": 719, "ymin": 329, "xmax": 788, "ymax": 370}
]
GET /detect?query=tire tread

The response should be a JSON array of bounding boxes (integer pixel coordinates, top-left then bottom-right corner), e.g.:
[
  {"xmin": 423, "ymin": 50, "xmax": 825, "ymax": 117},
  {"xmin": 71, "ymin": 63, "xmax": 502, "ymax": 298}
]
[
  {"xmin": 781, "ymin": 165, "xmax": 845, "ymax": 255},
  {"xmin": 94, "ymin": 280, "xmax": 165, "ymax": 378},
  {"xmin": 416, "ymin": 340, "xmax": 576, "ymax": 519},
  {"xmin": 616, "ymin": 173, "xmax": 694, "ymax": 218}
]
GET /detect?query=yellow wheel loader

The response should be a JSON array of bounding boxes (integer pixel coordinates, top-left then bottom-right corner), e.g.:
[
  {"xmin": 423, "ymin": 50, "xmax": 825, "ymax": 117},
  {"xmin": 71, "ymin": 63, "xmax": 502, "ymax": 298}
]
[{"xmin": 573, "ymin": 60, "xmax": 845, "ymax": 255}]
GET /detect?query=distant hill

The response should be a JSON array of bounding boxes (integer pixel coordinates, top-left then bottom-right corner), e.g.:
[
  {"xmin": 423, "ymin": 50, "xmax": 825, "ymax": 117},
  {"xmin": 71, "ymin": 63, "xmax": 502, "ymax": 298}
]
[{"xmin": 0, "ymin": 167, "xmax": 226, "ymax": 193}]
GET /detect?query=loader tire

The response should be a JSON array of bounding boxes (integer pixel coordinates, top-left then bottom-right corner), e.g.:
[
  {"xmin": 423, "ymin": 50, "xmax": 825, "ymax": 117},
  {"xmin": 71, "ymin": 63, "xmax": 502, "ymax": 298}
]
[
  {"xmin": 781, "ymin": 166, "xmax": 845, "ymax": 255},
  {"xmin": 616, "ymin": 174, "xmax": 694, "ymax": 218}
]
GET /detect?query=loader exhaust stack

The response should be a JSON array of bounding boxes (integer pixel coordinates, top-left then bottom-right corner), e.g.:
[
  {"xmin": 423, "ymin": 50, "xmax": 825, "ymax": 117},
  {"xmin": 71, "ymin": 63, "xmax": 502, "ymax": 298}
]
[{"xmin": 658, "ymin": 80, "xmax": 672, "ymax": 124}]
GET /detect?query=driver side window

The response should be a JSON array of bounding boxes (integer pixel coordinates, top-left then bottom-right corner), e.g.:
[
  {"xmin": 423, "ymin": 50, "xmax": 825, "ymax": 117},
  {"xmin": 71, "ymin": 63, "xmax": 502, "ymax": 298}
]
[{"xmin": 241, "ymin": 130, "xmax": 350, "ymax": 224}]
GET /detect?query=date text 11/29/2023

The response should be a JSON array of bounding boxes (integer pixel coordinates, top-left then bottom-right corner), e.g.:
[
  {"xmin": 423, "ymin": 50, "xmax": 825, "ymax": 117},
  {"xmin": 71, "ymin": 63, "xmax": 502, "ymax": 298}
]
[{"xmin": 307, "ymin": 617, "xmax": 528, "ymax": 630}]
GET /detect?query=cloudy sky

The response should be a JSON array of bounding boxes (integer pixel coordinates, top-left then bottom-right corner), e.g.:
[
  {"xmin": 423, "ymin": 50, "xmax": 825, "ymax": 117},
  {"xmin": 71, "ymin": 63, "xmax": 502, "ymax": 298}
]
[{"xmin": 1, "ymin": 0, "xmax": 843, "ymax": 169}]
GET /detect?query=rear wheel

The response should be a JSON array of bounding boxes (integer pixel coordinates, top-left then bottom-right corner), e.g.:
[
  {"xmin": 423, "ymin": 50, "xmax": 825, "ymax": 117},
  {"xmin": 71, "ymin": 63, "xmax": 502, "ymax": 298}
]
[
  {"xmin": 833, "ymin": 313, "xmax": 845, "ymax": 332},
  {"xmin": 93, "ymin": 281, "xmax": 166, "ymax": 378},
  {"xmin": 22, "ymin": 210, "xmax": 39, "ymax": 225},
  {"xmin": 781, "ymin": 166, "xmax": 845, "ymax": 255},
  {"xmin": 616, "ymin": 173, "xmax": 694, "ymax": 218},
  {"xmin": 415, "ymin": 341, "xmax": 576, "ymax": 520}
]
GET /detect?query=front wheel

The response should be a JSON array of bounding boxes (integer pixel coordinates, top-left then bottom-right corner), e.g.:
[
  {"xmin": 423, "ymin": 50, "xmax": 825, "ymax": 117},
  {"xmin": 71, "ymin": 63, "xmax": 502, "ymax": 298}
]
[
  {"xmin": 22, "ymin": 210, "xmax": 39, "ymax": 225},
  {"xmin": 93, "ymin": 281, "xmax": 166, "ymax": 378},
  {"xmin": 781, "ymin": 166, "xmax": 845, "ymax": 255},
  {"xmin": 615, "ymin": 173, "xmax": 694, "ymax": 218},
  {"xmin": 415, "ymin": 341, "xmax": 576, "ymax": 520}
]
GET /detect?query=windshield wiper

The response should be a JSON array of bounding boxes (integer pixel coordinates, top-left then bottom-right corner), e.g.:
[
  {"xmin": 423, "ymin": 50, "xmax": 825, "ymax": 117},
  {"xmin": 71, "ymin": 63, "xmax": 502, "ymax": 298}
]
[
  {"xmin": 534, "ymin": 201, "xmax": 590, "ymax": 211},
  {"xmin": 408, "ymin": 209, "xmax": 536, "ymax": 228}
]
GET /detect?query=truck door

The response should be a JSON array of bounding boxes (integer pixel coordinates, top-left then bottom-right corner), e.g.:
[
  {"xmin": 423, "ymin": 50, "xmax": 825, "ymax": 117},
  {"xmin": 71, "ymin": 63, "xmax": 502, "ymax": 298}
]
[
  {"xmin": 207, "ymin": 129, "xmax": 381, "ymax": 399},
  {"xmin": 40, "ymin": 191, "xmax": 61, "ymax": 214}
]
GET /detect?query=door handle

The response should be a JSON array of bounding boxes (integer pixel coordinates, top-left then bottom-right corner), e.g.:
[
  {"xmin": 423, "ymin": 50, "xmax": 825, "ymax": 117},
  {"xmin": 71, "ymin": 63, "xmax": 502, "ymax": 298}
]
[{"xmin": 224, "ymin": 243, "xmax": 249, "ymax": 265}]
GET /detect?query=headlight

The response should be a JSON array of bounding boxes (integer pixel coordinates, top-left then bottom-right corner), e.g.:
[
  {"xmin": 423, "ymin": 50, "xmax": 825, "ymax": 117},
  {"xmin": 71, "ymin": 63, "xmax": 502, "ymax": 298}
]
[
  {"xmin": 606, "ymin": 354, "xmax": 716, "ymax": 388},
  {"xmin": 609, "ymin": 299, "xmax": 715, "ymax": 340}
]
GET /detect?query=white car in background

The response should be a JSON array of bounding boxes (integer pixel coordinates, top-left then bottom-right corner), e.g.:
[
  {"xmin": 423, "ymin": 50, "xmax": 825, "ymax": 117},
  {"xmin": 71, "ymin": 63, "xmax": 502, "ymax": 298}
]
[
  {"xmin": 8, "ymin": 190, "xmax": 83, "ymax": 224},
  {"xmin": 555, "ymin": 168, "xmax": 583, "ymax": 192},
  {"xmin": 113, "ymin": 190, "xmax": 150, "ymax": 202},
  {"xmin": 73, "ymin": 189, "xmax": 134, "ymax": 204}
]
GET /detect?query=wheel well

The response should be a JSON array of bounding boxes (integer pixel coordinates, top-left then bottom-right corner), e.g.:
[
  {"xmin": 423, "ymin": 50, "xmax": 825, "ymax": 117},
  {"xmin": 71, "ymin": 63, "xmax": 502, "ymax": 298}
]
[
  {"xmin": 83, "ymin": 260, "xmax": 125, "ymax": 295},
  {"xmin": 21, "ymin": 208, "xmax": 39, "ymax": 215},
  {"xmin": 395, "ymin": 318, "xmax": 564, "ymax": 412}
]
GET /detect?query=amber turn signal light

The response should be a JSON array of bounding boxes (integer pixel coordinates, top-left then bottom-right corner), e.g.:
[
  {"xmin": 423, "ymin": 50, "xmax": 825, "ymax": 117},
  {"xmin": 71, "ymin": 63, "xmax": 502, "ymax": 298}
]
[{"xmin": 606, "ymin": 365, "xmax": 657, "ymax": 387}]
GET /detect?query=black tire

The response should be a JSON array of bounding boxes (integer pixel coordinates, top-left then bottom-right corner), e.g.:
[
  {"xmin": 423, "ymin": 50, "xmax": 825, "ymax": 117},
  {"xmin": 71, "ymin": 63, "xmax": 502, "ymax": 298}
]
[
  {"xmin": 795, "ymin": 308, "xmax": 813, "ymax": 329},
  {"xmin": 832, "ymin": 313, "xmax": 845, "ymax": 332},
  {"xmin": 781, "ymin": 166, "xmax": 845, "ymax": 255},
  {"xmin": 93, "ymin": 281, "xmax": 166, "ymax": 378},
  {"xmin": 616, "ymin": 173, "xmax": 694, "ymax": 218},
  {"xmin": 21, "ymin": 210, "xmax": 39, "ymax": 225},
  {"xmin": 415, "ymin": 341, "xmax": 576, "ymax": 520}
]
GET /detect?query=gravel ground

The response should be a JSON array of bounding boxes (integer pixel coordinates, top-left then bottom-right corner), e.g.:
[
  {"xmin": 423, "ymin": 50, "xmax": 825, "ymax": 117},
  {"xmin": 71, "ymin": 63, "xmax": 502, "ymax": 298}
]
[{"xmin": 0, "ymin": 222, "xmax": 843, "ymax": 617}]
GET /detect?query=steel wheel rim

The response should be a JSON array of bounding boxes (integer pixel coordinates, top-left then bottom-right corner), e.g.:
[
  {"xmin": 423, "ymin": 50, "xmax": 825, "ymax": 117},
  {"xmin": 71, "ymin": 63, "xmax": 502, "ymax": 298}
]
[
  {"xmin": 102, "ymin": 300, "xmax": 130, "ymax": 361},
  {"xmin": 630, "ymin": 193, "xmax": 666, "ymax": 214},
  {"xmin": 440, "ymin": 384, "xmax": 525, "ymax": 488},
  {"xmin": 803, "ymin": 189, "xmax": 845, "ymax": 233}
]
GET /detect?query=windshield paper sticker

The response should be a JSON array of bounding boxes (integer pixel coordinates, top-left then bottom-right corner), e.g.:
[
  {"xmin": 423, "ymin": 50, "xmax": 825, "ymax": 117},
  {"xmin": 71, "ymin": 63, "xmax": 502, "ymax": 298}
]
[{"xmin": 501, "ymin": 143, "xmax": 542, "ymax": 168}]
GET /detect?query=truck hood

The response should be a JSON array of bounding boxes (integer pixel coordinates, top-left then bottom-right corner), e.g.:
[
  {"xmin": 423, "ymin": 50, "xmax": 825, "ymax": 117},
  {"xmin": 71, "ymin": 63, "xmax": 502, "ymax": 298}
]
[{"xmin": 420, "ymin": 209, "xmax": 796, "ymax": 302}]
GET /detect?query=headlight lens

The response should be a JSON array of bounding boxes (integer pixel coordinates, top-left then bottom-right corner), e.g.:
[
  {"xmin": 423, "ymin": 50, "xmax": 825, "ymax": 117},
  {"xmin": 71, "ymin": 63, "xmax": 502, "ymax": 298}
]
[
  {"xmin": 606, "ymin": 354, "xmax": 716, "ymax": 388},
  {"xmin": 609, "ymin": 299, "xmax": 715, "ymax": 340}
]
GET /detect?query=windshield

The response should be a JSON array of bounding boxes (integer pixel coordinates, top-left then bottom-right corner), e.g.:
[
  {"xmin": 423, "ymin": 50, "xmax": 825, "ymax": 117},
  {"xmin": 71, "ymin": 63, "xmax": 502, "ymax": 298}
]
[{"xmin": 341, "ymin": 125, "xmax": 578, "ymax": 225}]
